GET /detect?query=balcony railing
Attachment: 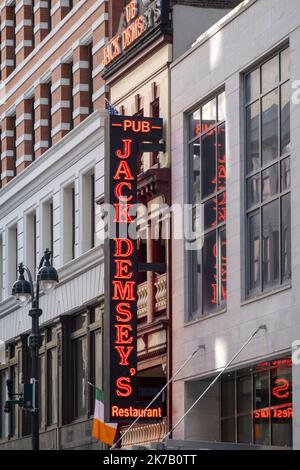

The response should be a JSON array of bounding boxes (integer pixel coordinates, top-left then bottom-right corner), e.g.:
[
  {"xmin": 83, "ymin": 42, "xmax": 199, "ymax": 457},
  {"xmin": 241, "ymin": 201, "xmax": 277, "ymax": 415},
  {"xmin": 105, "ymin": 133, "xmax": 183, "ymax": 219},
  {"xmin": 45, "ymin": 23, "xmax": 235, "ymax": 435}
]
[
  {"xmin": 120, "ymin": 419, "xmax": 167, "ymax": 449},
  {"xmin": 155, "ymin": 273, "xmax": 167, "ymax": 312},
  {"xmin": 137, "ymin": 281, "xmax": 148, "ymax": 318},
  {"xmin": 137, "ymin": 273, "xmax": 167, "ymax": 318}
]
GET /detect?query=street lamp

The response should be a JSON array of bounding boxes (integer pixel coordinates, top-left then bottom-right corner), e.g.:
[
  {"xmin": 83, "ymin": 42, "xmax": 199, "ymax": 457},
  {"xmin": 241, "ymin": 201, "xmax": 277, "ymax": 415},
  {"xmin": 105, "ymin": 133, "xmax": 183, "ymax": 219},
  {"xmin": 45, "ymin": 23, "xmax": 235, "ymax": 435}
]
[{"xmin": 12, "ymin": 249, "xmax": 59, "ymax": 451}]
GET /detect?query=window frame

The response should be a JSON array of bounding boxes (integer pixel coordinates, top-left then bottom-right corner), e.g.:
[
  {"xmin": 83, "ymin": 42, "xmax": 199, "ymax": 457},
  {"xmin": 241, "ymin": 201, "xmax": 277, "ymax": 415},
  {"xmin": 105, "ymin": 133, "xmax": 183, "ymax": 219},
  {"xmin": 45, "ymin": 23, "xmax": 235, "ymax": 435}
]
[
  {"xmin": 70, "ymin": 305, "xmax": 103, "ymax": 422},
  {"xmin": 220, "ymin": 357, "xmax": 293, "ymax": 447},
  {"xmin": 0, "ymin": 342, "xmax": 19, "ymax": 441},
  {"xmin": 186, "ymin": 89, "xmax": 227, "ymax": 321},
  {"xmin": 244, "ymin": 46, "xmax": 291, "ymax": 299}
]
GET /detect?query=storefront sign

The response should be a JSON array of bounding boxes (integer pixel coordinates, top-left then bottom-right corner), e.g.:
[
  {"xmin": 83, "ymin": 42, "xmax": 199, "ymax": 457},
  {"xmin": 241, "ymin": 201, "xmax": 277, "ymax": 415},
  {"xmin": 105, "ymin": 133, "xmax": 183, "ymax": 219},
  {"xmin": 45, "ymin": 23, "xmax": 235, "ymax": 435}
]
[
  {"xmin": 254, "ymin": 376, "xmax": 292, "ymax": 423},
  {"xmin": 102, "ymin": 0, "xmax": 167, "ymax": 68},
  {"xmin": 105, "ymin": 114, "xmax": 163, "ymax": 422},
  {"xmin": 253, "ymin": 404, "xmax": 293, "ymax": 420}
]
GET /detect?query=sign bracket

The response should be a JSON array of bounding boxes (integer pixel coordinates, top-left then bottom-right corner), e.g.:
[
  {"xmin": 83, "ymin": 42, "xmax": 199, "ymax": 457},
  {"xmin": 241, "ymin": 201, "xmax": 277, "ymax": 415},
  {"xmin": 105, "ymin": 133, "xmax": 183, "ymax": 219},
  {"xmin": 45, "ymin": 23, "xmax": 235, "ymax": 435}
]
[{"xmin": 138, "ymin": 262, "xmax": 166, "ymax": 273}]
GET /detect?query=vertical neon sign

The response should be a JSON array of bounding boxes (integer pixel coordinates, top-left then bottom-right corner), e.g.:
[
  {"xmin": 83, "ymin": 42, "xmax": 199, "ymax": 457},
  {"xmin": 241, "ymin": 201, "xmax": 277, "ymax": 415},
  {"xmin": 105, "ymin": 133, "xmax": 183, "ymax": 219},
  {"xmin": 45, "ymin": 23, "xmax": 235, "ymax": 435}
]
[{"xmin": 105, "ymin": 115, "xmax": 163, "ymax": 422}]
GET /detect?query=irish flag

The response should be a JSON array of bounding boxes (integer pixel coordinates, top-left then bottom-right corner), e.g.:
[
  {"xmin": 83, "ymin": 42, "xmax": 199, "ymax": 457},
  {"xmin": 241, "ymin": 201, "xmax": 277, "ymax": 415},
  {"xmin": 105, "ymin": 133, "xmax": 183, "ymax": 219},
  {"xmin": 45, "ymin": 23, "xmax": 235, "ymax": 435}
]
[{"xmin": 92, "ymin": 388, "xmax": 118, "ymax": 446}]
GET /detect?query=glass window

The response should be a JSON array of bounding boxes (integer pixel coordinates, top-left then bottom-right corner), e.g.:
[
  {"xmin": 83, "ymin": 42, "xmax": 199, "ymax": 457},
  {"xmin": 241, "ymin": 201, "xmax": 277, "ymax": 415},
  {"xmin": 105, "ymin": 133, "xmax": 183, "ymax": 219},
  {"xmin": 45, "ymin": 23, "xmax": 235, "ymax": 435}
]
[
  {"xmin": 246, "ymin": 102, "xmax": 260, "ymax": 174},
  {"xmin": 237, "ymin": 374, "xmax": 252, "ymax": 414},
  {"xmin": 0, "ymin": 369, "xmax": 9, "ymax": 439},
  {"xmin": 91, "ymin": 306, "xmax": 102, "ymax": 324},
  {"xmin": 221, "ymin": 357, "xmax": 292, "ymax": 447},
  {"xmin": 281, "ymin": 82, "xmax": 290, "ymax": 155},
  {"xmin": 262, "ymin": 164, "xmax": 279, "ymax": 202},
  {"xmin": 10, "ymin": 365, "xmax": 18, "ymax": 438},
  {"xmin": 189, "ymin": 109, "xmax": 201, "ymax": 139},
  {"xmin": 237, "ymin": 415, "xmax": 252, "ymax": 443},
  {"xmin": 254, "ymin": 371, "xmax": 269, "ymax": 410},
  {"xmin": 262, "ymin": 200, "xmax": 280, "ymax": 290},
  {"xmin": 73, "ymin": 313, "xmax": 88, "ymax": 331},
  {"xmin": 281, "ymin": 194, "xmax": 291, "ymax": 282},
  {"xmin": 47, "ymin": 349, "xmax": 57, "ymax": 426},
  {"xmin": 281, "ymin": 158, "xmax": 290, "ymax": 191},
  {"xmin": 73, "ymin": 337, "xmax": 87, "ymax": 418},
  {"xmin": 262, "ymin": 90, "xmax": 279, "ymax": 166},
  {"xmin": 221, "ymin": 418, "xmax": 235, "ymax": 443},
  {"xmin": 247, "ymin": 174, "xmax": 260, "ymax": 209},
  {"xmin": 39, "ymin": 355, "xmax": 45, "ymax": 429},
  {"xmin": 218, "ymin": 92, "xmax": 226, "ymax": 121},
  {"xmin": 188, "ymin": 92, "xmax": 226, "ymax": 319},
  {"xmin": 190, "ymin": 141, "xmax": 201, "ymax": 205},
  {"xmin": 202, "ymin": 232, "xmax": 217, "ymax": 314},
  {"xmin": 221, "ymin": 376, "xmax": 235, "ymax": 417},
  {"xmin": 246, "ymin": 68, "xmax": 260, "ymax": 102},
  {"xmin": 248, "ymin": 212, "xmax": 260, "ymax": 293},
  {"xmin": 280, "ymin": 48, "xmax": 290, "ymax": 83},
  {"xmin": 201, "ymin": 130, "xmax": 216, "ymax": 200},
  {"xmin": 246, "ymin": 48, "xmax": 291, "ymax": 297},
  {"xmin": 202, "ymin": 97, "xmax": 216, "ymax": 129},
  {"xmin": 261, "ymin": 55, "xmax": 279, "ymax": 94},
  {"xmin": 92, "ymin": 330, "xmax": 102, "ymax": 390}
]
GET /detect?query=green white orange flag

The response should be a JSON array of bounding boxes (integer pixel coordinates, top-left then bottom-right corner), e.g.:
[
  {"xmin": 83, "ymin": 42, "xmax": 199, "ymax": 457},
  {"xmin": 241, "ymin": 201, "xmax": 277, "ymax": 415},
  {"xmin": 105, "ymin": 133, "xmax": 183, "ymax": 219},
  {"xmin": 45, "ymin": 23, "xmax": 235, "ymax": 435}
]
[{"xmin": 92, "ymin": 388, "xmax": 118, "ymax": 446}]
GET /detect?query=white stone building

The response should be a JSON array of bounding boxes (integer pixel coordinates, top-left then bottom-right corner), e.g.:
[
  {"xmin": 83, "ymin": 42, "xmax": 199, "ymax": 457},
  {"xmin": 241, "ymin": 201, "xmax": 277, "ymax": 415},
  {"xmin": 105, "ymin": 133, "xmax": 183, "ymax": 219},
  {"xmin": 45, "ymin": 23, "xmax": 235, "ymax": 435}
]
[
  {"xmin": 0, "ymin": 111, "xmax": 106, "ymax": 449},
  {"xmin": 171, "ymin": 0, "xmax": 300, "ymax": 449}
]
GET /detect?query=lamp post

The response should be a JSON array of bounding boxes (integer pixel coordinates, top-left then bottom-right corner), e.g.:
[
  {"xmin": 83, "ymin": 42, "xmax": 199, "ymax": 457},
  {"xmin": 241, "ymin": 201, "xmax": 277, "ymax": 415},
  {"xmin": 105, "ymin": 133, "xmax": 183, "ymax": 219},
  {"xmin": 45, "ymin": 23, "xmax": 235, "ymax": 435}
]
[{"xmin": 12, "ymin": 249, "xmax": 59, "ymax": 451}]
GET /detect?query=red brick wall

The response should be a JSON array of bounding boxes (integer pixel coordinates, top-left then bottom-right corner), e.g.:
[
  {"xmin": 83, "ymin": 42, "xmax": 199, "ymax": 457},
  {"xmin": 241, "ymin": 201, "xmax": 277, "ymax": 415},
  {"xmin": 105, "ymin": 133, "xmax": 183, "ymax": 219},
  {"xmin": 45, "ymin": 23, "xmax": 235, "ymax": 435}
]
[{"xmin": 0, "ymin": 0, "xmax": 109, "ymax": 187}]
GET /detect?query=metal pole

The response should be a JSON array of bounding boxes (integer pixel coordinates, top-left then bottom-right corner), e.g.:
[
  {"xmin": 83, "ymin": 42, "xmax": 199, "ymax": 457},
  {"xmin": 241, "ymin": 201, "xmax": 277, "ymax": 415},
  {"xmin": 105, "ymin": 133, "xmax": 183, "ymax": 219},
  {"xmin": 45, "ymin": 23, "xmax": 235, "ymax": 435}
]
[
  {"xmin": 110, "ymin": 343, "xmax": 205, "ymax": 450},
  {"xmin": 29, "ymin": 306, "xmax": 42, "ymax": 451},
  {"xmin": 27, "ymin": 259, "xmax": 43, "ymax": 451},
  {"xmin": 163, "ymin": 325, "xmax": 267, "ymax": 441}
]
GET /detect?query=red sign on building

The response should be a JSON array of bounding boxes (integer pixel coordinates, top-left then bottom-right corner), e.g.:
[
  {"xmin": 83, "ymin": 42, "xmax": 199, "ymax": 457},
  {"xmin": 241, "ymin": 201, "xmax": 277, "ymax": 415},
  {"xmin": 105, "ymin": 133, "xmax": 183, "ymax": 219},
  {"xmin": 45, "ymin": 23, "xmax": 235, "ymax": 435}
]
[{"xmin": 104, "ymin": 115, "xmax": 164, "ymax": 422}]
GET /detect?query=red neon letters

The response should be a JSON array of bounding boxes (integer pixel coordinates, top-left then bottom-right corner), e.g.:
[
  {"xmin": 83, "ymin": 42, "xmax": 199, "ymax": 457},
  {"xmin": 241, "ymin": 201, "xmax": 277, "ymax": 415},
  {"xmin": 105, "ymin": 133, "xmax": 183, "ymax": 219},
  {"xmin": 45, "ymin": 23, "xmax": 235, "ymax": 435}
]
[{"xmin": 112, "ymin": 128, "xmax": 136, "ymax": 401}]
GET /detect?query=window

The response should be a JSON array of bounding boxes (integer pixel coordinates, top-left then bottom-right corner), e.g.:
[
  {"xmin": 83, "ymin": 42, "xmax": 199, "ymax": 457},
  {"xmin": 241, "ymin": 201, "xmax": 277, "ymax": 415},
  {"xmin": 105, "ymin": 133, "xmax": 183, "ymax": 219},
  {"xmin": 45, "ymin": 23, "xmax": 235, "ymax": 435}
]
[
  {"xmin": 150, "ymin": 97, "xmax": 160, "ymax": 166},
  {"xmin": 25, "ymin": 211, "xmax": 37, "ymax": 281},
  {"xmin": 12, "ymin": 5, "xmax": 16, "ymax": 70},
  {"xmin": 90, "ymin": 306, "xmax": 102, "ymax": 413},
  {"xmin": 70, "ymin": 306, "xmax": 102, "ymax": 420},
  {"xmin": 42, "ymin": 199, "xmax": 54, "ymax": 256},
  {"xmin": 0, "ymin": 344, "xmax": 19, "ymax": 440},
  {"xmin": 7, "ymin": 224, "xmax": 18, "ymax": 293},
  {"xmin": 0, "ymin": 369, "xmax": 9, "ymax": 439},
  {"xmin": 87, "ymin": 44, "xmax": 94, "ymax": 114},
  {"xmin": 188, "ymin": 91, "xmax": 227, "ymax": 319},
  {"xmin": 69, "ymin": 62, "xmax": 74, "ymax": 130},
  {"xmin": 245, "ymin": 48, "xmax": 291, "ymax": 297},
  {"xmin": 47, "ymin": 0, "xmax": 52, "ymax": 33},
  {"xmin": 81, "ymin": 171, "xmax": 95, "ymax": 253},
  {"xmin": 30, "ymin": 2, "xmax": 34, "ymax": 50},
  {"xmin": 38, "ymin": 325, "xmax": 57, "ymax": 429},
  {"xmin": 39, "ymin": 354, "xmax": 46, "ymax": 428},
  {"xmin": 63, "ymin": 183, "xmax": 76, "ymax": 263},
  {"xmin": 47, "ymin": 348, "xmax": 57, "ymax": 426},
  {"xmin": 47, "ymin": 82, "xmax": 52, "ymax": 148},
  {"xmin": 221, "ymin": 357, "xmax": 292, "ymax": 447},
  {"xmin": 12, "ymin": 116, "xmax": 16, "ymax": 176},
  {"xmin": 31, "ymin": 98, "xmax": 35, "ymax": 160}
]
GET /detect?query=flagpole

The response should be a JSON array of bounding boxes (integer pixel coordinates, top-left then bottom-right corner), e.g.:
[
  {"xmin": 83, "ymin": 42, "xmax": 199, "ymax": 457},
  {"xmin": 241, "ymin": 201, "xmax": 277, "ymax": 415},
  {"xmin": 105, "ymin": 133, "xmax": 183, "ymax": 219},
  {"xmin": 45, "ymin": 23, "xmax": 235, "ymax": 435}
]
[
  {"xmin": 110, "ymin": 343, "xmax": 205, "ymax": 450},
  {"xmin": 162, "ymin": 325, "xmax": 267, "ymax": 441},
  {"xmin": 88, "ymin": 381, "xmax": 97, "ymax": 389}
]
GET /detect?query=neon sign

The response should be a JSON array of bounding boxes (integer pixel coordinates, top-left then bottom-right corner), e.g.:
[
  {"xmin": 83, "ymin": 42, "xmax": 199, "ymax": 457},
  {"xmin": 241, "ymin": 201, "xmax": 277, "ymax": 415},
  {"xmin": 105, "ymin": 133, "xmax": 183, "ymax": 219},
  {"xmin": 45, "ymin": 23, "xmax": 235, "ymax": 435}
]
[
  {"xmin": 272, "ymin": 378, "xmax": 290, "ymax": 399},
  {"xmin": 253, "ymin": 404, "xmax": 293, "ymax": 420},
  {"xmin": 254, "ymin": 375, "xmax": 292, "ymax": 423},
  {"xmin": 105, "ymin": 115, "xmax": 163, "ymax": 422},
  {"xmin": 209, "ymin": 128, "xmax": 227, "ymax": 306},
  {"xmin": 102, "ymin": 0, "xmax": 168, "ymax": 69}
]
